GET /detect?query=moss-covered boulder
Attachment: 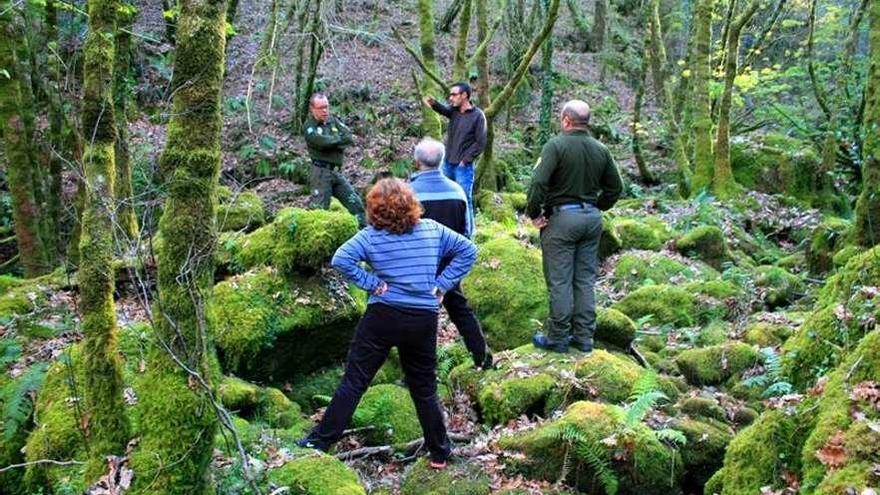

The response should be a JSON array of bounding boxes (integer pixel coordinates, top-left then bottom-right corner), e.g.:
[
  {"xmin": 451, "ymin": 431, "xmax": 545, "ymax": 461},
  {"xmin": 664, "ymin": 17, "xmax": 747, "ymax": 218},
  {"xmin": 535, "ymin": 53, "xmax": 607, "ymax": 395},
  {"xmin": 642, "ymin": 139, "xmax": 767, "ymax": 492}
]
[
  {"xmin": 595, "ymin": 307, "xmax": 637, "ymax": 349},
  {"xmin": 730, "ymin": 133, "xmax": 826, "ymax": 206},
  {"xmin": 674, "ymin": 343, "xmax": 760, "ymax": 386},
  {"xmin": 754, "ymin": 266, "xmax": 805, "ymax": 308},
  {"xmin": 672, "ymin": 417, "xmax": 734, "ymax": 488},
  {"xmin": 675, "ymin": 225, "xmax": 730, "ymax": 270},
  {"xmin": 400, "ymin": 457, "xmax": 491, "ymax": 495},
  {"xmin": 289, "ymin": 366, "xmax": 344, "ymax": 411},
  {"xmin": 612, "ymin": 285, "xmax": 697, "ymax": 327},
  {"xmin": 352, "ymin": 384, "xmax": 421, "ymax": 446},
  {"xmin": 610, "ymin": 251, "xmax": 719, "ymax": 291},
  {"xmin": 218, "ymin": 375, "xmax": 261, "ymax": 414},
  {"xmin": 208, "ymin": 267, "xmax": 364, "ymax": 382},
  {"xmin": 599, "ymin": 216, "xmax": 622, "ymax": 260},
  {"xmin": 610, "ymin": 218, "xmax": 663, "ymax": 250},
  {"xmin": 499, "ymin": 401, "xmax": 682, "ymax": 494},
  {"xmin": 462, "ymin": 237, "xmax": 546, "ymax": 351},
  {"xmin": 268, "ymin": 453, "xmax": 366, "ymax": 495},
  {"xmin": 677, "ymin": 396, "xmax": 728, "ymax": 423},
  {"xmin": 216, "ymin": 185, "xmax": 266, "ymax": 232},
  {"xmin": 234, "ymin": 207, "xmax": 358, "ymax": 274},
  {"xmin": 476, "ymin": 191, "xmax": 526, "ymax": 227},
  {"xmin": 743, "ymin": 319, "xmax": 795, "ymax": 347}
]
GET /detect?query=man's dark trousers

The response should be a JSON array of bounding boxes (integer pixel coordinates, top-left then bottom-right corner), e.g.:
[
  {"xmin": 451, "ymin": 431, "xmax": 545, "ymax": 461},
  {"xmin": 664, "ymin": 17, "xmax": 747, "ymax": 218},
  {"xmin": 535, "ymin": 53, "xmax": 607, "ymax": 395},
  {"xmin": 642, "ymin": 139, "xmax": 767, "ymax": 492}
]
[
  {"xmin": 304, "ymin": 303, "xmax": 451, "ymax": 462},
  {"xmin": 309, "ymin": 162, "xmax": 366, "ymax": 227},
  {"xmin": 442, "ymin": 282, "xmax": 486, "ymax": 363},
  {"xmin": 540, "ymin": 206, "xmax": 603, "ymax": 347}
]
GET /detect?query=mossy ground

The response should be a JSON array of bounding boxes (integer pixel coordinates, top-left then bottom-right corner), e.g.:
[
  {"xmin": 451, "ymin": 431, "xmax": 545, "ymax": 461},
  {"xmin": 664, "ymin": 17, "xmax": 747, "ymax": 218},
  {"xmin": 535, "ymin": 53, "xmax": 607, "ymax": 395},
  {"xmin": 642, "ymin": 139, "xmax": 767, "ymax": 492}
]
[{"xmin": 268, "ymin": 452, "xmax": 366, "ymax": 495}]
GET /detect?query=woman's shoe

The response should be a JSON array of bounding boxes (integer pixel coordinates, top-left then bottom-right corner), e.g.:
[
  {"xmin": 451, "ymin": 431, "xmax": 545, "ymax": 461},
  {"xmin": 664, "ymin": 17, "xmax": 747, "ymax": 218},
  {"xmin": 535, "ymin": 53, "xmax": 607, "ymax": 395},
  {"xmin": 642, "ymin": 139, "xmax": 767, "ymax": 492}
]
[{"xmin": 429, "ymin": 459, "xmax": 448, "ymax": 470}]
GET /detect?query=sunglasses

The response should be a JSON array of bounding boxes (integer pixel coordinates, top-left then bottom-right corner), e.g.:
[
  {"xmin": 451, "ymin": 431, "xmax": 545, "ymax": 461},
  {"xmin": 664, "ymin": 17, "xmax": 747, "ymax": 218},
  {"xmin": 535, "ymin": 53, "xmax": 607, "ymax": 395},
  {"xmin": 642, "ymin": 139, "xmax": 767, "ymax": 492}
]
[{"xmin": 448, "ymin": 92, "xmax": 462, "ymax": 97}]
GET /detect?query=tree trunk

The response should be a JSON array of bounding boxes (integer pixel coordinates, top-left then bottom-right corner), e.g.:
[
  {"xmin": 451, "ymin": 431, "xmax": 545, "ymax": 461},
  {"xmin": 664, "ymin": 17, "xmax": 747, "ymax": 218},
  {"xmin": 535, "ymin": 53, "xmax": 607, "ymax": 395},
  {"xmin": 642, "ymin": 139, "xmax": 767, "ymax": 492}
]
[
  {"xmin": 538, "ymin": 0, "xmax": 554, "ymax": 147},
  {"xmin": 419, "ymin": 0, "xmax": 443, "ymax": 138},
  {"xmin": 647, "ymin": 0, "xmax": 691, "ymax": 196},
  {"xmin": 80, "ymin": 0, "xmax": 130, "ymax": 481},
  {"xmin": 854, "ymin": 0, "xmax": 880, "ymax": 248},
  {"xmin": 591, "ymin": 0, "xmax": 608, "ymax": 51},
  {"xmin": 632, "ymin": 44, "xmax": 655, "ymax": 184},
  {"xmin": 437, "ymin": 0, "xmax": 464, "ymax": 32},
  {"xmin": 452, "ymin": 0, "xmax": 472, "ymax": 80},
  {"xmin": 690, "ymin": 0, "xmax": 714, "ymax": 194},
  {"xmin": 474, "ymin": 0, "xmax": 491, "ymax": 108},
  {"xmin": 567, "ymin": 0, "xmax": 592, "ymax": 51},
  {"xmin": 712, "ymin": 0, "xmax": 761, "ymax": 199},
  {"xmin": 45, "ymin": 0, "xmax": 65, "ymax": 261},
  {"xmin": 115, "ymin": 3, "xmax": 139, "ymax": 241},
  {"xmin": 128, "ymin": 0, "xmax": 227, "ymax": 492},
  {"xmin": 0, "ymin": 1, "xmax": 49, "ymax": 277}
]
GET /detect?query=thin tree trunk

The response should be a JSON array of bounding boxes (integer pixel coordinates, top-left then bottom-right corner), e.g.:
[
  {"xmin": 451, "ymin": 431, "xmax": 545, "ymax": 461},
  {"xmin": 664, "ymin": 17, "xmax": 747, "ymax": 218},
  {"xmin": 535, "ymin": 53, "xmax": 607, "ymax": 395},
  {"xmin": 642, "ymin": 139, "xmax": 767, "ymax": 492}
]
[
  {"xmin": 0, "ymin": 1, "xmax": 49, "ymax": 277},
  {"xmin": 690, "ymin": 0, "xmax": 714, "ymax": 193},
  {"xmin": 591, "ymin": 0, "xmax": 608, "ymax": 51},
  {"xmin": 538, "ymin": 0, "xmax": 554, "ymax": 147},
  {"xmin": 419, "ymin": 0, "xmax": 443, "ymax": 138},
  {"xmin": 114, "ymin": 3, "xmax": 138, "ymax": 241},
  {"xmin": 129, "ymin": 0, "xmax": 227, "ymax": 491},
  {"xmin": 853, "ymin": 0, "xmax": 880, "ymax": 247},
  {"xmin": 453, "ymin": 0, "xmax": 472, "ymax": 80},
  {"xmin": 712, "ymin": 0, "xmax": 762, "ymax": 199},
  {"xmin": 474, "ymin": 0, "xmax": 491, "ymax": 108},
  {"xmin": 807, "ymin": 0, "xmax": 832, "ymax": 120},
  {"xmin": 80, "ymin": 0, "xmax": 130, "ymax": 481},
  {"xmin": 45, "ymin": 0, "xmax": 65, "ymax": 261},
  {"xmin": 632, "ymin": 45, "xmax": 655, "ymax": 184},
  {"xmin": 437, "ymin": 0, "xmax": 465, "ymax": 32}
]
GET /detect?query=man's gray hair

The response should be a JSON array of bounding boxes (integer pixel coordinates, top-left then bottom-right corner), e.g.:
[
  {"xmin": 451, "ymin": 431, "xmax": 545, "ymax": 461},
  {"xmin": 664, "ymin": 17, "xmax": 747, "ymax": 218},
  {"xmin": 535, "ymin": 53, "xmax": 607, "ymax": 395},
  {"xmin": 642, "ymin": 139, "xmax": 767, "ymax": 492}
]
[
  {"xmin": 414, "ymin": 137, "xmax": 446, "ymax": 168},
  {"xmin": 562, "ymin": 100, "xmax": 591, "ymax": 127}
]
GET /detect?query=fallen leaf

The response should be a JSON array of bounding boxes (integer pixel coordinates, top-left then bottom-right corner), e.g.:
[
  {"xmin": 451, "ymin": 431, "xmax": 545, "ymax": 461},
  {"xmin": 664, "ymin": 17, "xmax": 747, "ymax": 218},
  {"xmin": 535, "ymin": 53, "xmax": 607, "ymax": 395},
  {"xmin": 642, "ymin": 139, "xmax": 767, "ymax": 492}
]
[{"xmin": 815, "ymin": 431, "xmax": 847, "ymax": 470}]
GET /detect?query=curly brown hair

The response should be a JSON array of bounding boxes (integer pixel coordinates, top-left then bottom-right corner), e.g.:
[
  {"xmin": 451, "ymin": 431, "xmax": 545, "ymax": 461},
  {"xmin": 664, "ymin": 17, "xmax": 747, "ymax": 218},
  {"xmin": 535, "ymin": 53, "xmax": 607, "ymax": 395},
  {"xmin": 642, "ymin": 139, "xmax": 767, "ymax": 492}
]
[{"xmin": 366, "ymin": 178, "xmax": 423, "ymax": 234}]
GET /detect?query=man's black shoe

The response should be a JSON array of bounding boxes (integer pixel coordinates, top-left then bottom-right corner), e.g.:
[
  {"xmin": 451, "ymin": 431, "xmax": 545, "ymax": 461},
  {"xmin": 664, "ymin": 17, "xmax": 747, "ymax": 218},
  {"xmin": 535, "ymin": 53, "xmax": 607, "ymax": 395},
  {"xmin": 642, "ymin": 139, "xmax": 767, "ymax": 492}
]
[
  {"xmin": 296, "ymin": 437, "xmax": 327, "ymax": 452},
  {"xmin": 532, "ymin": 333, "xmax": 568, "ymax": 353},
  {"xmin": 570, "ymin": 340, "xmax": 594, "ymax": 354},
  {"xmin": 475, "ymin": 351, "xmax": 494, "ymax": 370}
]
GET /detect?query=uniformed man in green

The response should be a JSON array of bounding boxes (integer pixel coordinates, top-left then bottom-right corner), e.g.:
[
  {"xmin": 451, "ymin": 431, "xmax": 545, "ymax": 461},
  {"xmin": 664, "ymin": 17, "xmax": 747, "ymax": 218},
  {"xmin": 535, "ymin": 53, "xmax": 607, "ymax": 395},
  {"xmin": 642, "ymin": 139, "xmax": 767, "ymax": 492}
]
[
  {"xmin": 527, "ymin": 100, "xmax": 623, "ymax": 354},
  {"xmin": 304, "ymin": 93, "xmax": 366, "ymax": 227}
]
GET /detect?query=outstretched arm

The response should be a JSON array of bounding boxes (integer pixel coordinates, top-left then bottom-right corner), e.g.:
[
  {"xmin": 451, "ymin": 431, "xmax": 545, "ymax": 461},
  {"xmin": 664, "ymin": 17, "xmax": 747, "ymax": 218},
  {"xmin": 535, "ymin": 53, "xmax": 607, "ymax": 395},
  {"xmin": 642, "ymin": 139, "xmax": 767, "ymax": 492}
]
[{"xmin": 331, "ymin": 231, "xmax": 384, "ymax": 293}]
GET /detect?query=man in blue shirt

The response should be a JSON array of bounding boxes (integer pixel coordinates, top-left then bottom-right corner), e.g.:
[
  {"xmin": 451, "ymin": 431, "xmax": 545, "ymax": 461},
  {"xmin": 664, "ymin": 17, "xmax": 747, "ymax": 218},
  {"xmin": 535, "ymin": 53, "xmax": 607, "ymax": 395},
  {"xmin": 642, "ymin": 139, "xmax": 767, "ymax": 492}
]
[{"xmin": 410, "ymin": 138, "xmax": 492, "ymax": 370}]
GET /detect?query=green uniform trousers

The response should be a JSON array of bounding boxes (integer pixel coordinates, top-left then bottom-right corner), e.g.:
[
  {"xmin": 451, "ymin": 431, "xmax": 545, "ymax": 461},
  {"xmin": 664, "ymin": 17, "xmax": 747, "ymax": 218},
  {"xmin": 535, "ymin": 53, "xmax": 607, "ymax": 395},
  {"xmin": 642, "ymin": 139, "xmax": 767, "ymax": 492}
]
[
  {"xmin": 309, "ymin": 164, "xmax": 366, "ymax": 227},
  {"xmin": 540, "ymin": 206, "xmax": 603, "ymax": 347}
]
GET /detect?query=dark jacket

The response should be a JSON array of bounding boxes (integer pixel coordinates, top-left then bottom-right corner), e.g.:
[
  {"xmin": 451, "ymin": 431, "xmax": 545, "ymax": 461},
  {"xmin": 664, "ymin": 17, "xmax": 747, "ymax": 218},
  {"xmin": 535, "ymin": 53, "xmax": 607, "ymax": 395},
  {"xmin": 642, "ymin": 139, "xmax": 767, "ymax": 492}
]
[
  {"xmin": 429, "ymin": 102, "xmax": 487, "ymax": 164},
  {"xmin": 304, "ymin": 115, "xmax": 353, "ymax": 167},
  {"xmin": 526, "ymin": 129, "xmax": 623, "ymax": 218},
  {"xmin": 410, "ymin": 169, "xmax": 471, "ymax": 238}
]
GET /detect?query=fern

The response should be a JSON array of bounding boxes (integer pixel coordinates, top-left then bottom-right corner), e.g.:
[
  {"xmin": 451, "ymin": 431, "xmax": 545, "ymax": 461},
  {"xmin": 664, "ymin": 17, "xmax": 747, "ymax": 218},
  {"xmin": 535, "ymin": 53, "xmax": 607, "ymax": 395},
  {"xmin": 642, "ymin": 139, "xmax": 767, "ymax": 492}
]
[
  {"xmin": 625, "ymin": 390, "xmax": 668, "ymax": 428},
  {"xmin": 761, "ymin": 347, "xmax": 783, "ymax": 382},
  {"xmin": 558, "ymin": 424, "xmax": 619, "ymax": 495},
  {"xmin": 762, "ymin": 381, "xmax": 794, "ymax": 398},
  {"xmin": 2, "ymin": 362, "xmax": 48, "ymax": 440},
  {"xmin": 629, "ymin": 370, "xmax": 659, "ymax": 400},
  {"xmin": 0, "ymin": 339, "xmax": 22, "ymax": 369},
  {"xmin": 743, "ymin": 348, "xmax": 792, "ymax": 397},
  {"xmin": 655, "ymin": 428, "xmax": 687, "ymax": 446}
]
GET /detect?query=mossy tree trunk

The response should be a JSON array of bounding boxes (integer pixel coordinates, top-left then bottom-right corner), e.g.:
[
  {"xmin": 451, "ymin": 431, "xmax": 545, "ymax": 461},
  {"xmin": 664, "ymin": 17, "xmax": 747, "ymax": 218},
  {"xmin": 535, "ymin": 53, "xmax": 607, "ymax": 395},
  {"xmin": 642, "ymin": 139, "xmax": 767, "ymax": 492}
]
[
  {"xmin": 452, "ymin": 0, "xmax": 472, "ymax": 80},
  {"xmin": 114, "ymin": 2, "xmax": 139, "ymax": 241},
  {"xmin": 854, "ymin": 0, "xmax": 880, "ymax": 248},
  {"xmin": 689, "ymin": 0, "xmax": 714, "ymax": 194},
  {"xmin": 438, "ymin": 0, "xmax": 464, "ymax": 32},
  {"xmin": 538, "ymin": 0, "xmax": 554, "ymax": 147},
  {"xmin": 79, "ymin": 0, "xmax": 130, "ymax": 481},
  {"xmin": 0, "ymin": 1, "xmax": 50, "ymax": 277},
  {"xmin": 45, "ymin": 0, "xmax": 65, "ymax": 262},
  {"xmin": 591, "ymin": 0, "xmax": 608, "ymax": 51},
  {"xmin": 419, "ymin": 0, "xmax": 443, "ymax": 138},
  {"xmin": 632, "ymin": 44, "xmax": 655, "ymax": 184},
  {"xmin": 646, "ymin": 0, "xmax": 691, "ymax": 197},
  {"xmin": 712, "ymin": 0, "xmax": 762, "ymax": 199},
  {"xmin": 477, "ymin": 0, "xmax": 559, "ymax": 192},
  {"xmin": 128, "ymin": 0, "xmax": 227, "ymax": 492},
  {"xmin": 474, "ymin": 0, "xmax": 491, "ymax": 108}
]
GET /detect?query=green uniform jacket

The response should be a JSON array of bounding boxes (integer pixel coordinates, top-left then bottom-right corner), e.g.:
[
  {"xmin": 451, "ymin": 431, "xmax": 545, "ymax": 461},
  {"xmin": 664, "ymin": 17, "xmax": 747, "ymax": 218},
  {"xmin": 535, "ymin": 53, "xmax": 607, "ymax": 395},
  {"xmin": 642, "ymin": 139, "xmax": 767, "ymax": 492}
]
[
  {"xmin": 526, "ymin": 129, "xmax": 623, "ymax": 218},
  {"xmin": 304, "ymin": 115, "xmax": 353, "ymax": 167}
]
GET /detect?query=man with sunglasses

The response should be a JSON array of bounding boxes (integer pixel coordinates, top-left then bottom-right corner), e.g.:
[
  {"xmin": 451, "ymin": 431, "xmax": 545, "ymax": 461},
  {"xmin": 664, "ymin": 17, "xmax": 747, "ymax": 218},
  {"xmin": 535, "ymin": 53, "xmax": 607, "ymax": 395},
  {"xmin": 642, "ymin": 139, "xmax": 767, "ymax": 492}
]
[{"xmin": 422, "ymin": 82, "xmax": 487, "ymax": 232}]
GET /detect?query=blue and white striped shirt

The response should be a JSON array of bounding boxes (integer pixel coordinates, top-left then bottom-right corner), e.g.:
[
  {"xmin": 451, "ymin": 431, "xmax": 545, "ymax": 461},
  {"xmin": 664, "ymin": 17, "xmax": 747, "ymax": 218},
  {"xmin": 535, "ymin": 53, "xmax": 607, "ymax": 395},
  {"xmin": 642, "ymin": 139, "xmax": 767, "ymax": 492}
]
[
  {"xmin": 331, "ymin": 219, "xmax": 478, "ymax": 310},
  {"xmin": 410, "ymin": 169, "xmax": 472, "ymax": 238}
]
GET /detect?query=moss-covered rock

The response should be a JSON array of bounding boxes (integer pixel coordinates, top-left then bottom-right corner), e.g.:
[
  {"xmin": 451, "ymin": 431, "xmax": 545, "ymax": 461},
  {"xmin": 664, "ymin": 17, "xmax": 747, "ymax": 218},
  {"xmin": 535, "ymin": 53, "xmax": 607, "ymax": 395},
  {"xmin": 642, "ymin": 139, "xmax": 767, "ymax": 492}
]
[
  {"xmin": 216, "ymin": 185, "xmax": 266, "ymax": 232},
  {"xmin": 289, "ymin": 366, "xmax": 344, "ymax": 411},
  {"xmin": 208, "ymin": 267, "xmax": 364, "ymax": 382},
  {"xmin": 612, "ymin": 285, "xmax": 697, "ymax": 327},
  {"xmin": 831, "ymin": 244, "xmax": 861, "ymax": 268},
  {"xmin": 674, "ymin": 343, "xmax": 759, "ymax": 386},
  {"xmin": 694, "ymin": 321, "xmax": 730, "ymax": 347},
  {"xmin": 672, "ymin": 417, "xmax": 734, "ymax": 488},
  {"xmin": 755, "ymin": 265, "xmax": 805, "ymax": 308},
  {"xmin": 476, "ymin": 191, "xmax": 525, "ymax": 227},
  {"xmin": 268, "ymin": 453, "xmax": 366, "ymax": 495},
  {"xmin": 599, "ymin": 216, "xmax": 622, "ymax": 260},
  {"xmin": 611, "ymin": 218, "xmax": 663, "ymax": 250},
  {"xmin": 0, "ymin": 274, "xmax": 22, "ymax": 295},
  {"xmin": 498, "ymin": 401, "xmax": 682, "ymax": 494},
  {"xmin": 352, "ymin": 384, "xmax": 421, "ymax": 446},
  {"xmin": 400, "ymin": 457, "xmax": 492, "ymax": 495},
  {"xmin": 235, "ymin": 207, "xmax": 358, "ymax": 274},
  {"xmin": 610, "ymin": 251, "xmax": 719, "ymax": 291},
  {"xmin": 677, "ymin": 396, "xmax": 727, "ymax": 423},
  {"xmin": 218, "ymin": 375, "xmax": 261, "ymax": 414},
  {"xmin": 805, "ymin": 218, "xmax": 851, "ymax": 275},
  {"xmin": 263, "ymin": 387, "xmax": 307, "ymax": 431},
  {"xmin": 462, "ymin": 237, "xmax": 546, "ymax": 351},
  {"xmin": 595, "ymin": 307, "xmax": 636, "ymax": 349},
  {"xmin": 675, "ymin": 225, "xmax": 730, "ymax": 270},
  {"xmin": 743, "ymin": 320, "xmax": 794, "ymax": 347},
  {"xmin": 0, "ymin": 282, "xmax": 46, "ymax": 320}
]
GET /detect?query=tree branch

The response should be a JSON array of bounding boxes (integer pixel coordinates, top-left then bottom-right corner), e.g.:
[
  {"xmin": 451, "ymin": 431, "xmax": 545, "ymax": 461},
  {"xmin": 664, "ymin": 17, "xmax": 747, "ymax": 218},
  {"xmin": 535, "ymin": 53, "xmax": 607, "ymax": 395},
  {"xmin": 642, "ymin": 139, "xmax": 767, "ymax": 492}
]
[{"xmin": 391, "ymin": 26, "xmax": 449, "ymax": 91}]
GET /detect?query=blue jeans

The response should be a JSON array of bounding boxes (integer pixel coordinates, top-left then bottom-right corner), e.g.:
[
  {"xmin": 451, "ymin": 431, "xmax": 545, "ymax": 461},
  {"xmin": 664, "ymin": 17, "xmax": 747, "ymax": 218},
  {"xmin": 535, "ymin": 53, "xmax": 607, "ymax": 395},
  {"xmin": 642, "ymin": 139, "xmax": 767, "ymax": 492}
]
[{"xmin": 442, "ymin": 160, "xmax": 475, "ymax": 234}]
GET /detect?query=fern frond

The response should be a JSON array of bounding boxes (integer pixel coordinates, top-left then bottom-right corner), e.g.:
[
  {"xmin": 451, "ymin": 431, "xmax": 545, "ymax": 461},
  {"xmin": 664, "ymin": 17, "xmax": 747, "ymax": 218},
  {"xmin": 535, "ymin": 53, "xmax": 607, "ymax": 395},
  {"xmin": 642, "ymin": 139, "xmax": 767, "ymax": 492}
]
[
  {"xmin": 625, "ymin": 390, "xmax": 667, "ymax": 427},
  {"xmin": 741, "ymin": 374, "xmax": 769, "ymax": 388},
  {"xmin": 629, "ymin": 370, "xmax": 659, "ymax": 400},
  {"xmin": 557, "ymin": 424, "xmax": 619, "ymax": 495},
  {"xmin": 2, "ymin": 363, "xmax": 48, "ymax": 440},
  {"xmin": 762, "ymin": 381, "xmax": 793, "ymax": 398},
  {"xmin": 655, "ymin": 428, "xmax": 687, "ymax": 446},
  {"xmin": 760, "ymin": 347, "xmax": 783, "ymax": 382}
]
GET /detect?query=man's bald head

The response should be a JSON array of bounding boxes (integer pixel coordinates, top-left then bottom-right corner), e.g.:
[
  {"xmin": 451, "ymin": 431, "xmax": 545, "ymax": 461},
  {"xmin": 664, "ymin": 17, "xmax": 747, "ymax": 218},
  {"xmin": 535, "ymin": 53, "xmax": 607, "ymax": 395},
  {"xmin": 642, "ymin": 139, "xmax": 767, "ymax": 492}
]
[
  {"xmin": 414, "ymin": 137, "xmax": 446, "ymax": 169},
  {"xmin": 561, "ymin": 100, "xmax": 591, "ymax": 128}
]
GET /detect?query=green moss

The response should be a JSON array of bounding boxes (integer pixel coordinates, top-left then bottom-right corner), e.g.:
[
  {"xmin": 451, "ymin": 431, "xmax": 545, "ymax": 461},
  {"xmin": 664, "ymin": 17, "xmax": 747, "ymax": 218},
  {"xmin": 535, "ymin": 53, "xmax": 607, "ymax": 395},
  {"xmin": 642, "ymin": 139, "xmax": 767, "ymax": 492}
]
[
  {"xmin": 695, "ymin": 321, "xmax": 731, "ymax": 347},
  {"xmin": 218, "ymin": 375, "xmax": 261, "ymax": 413},
  {"xmin": 704, "ymin": 468, "xmax": 724, "ymax": 495},
  {"xmin": 612, "ymin": 284, "xmax": 697, "ymax": 327},
  {"xmin": 216, "ymin": 185, "xmax": 266, "ymax": 232},
  {"xmin": 478, "ymin": 372, "xmax": 556, "ymax": 425},
  {"xmin": 0, "ymin": 283, "xmax": 45, "ymax": 320},
  {"xmin": 672, "ymin": 417, "xmax": 733, "ymax": 487},
  {"xmin": 462, "ymin": 237, "xmax": 547, "ymax": 351},
  {"xmin": 0, "ymin": 274, "xmax": 22, "ymax": 295},
  {"xmin": 595, "ymin": 307, "xmax": 636, "ymax": 349},
  {"xmin": 598, "ymin": 216, "xmax": 622, "ymax": 260},
  {"xmin": 781, "ymin": 307, "xmax": 860, "ymax": 390},
  {"xmin": 268, "ymin": 453, "xmax": 366, "ymax": 495},
  {"xmin": 776, "ymin": 252, "xmax": 806, "ymax": 272},
  {"xmin": 400, "ymin": 457, "xmax": 491, "ymax": 495},
  {"xmin": 263, "ymin": 387, "xmax": 306, "ymax": 430},
  {"xmin": 675, "ymin": 225, "xmax": 729, "ymax": 270},
  {"xmin": 677, "ymin": 396, "xmax": 727, "ymax": 422},
  {"xmin": 611, "ymin": 252, "xmax": 718, "ymax": 290},
  {"xmin": 743, "ymin": 321, "xmax": 793, "ymax": 347},
  {"xmin": 372, "ymin": 348, "xmax": 403, "ymax": 385},
  {"xmin": 730, "ymin": 133, "xmax": 825, "ymax": 206},
  {"xmin": 831, "ymin": 244, "xmax": 861, "ymax": 268},
  {"xmin": 476, "ymin": 191, "xmax": 525, "ymax": 227},
  {"xmin": 674, "ymin": 343, "xmax": 759, "ymax": 386},
  {"xmin": 289, "ymin": 366, "xmax": 343, "ymax": 411},
  {"xmin": 235, "ymin": 207, "xmax": 358, "ymax": 274},
  {"xmin": 208, "ymin": 267, "xmax": 364, "ymax": 381},
  {"xmin": 352, "ymin": 384, "xmax": 421, "ymax": 446},
  {"xmin": 498, "ymin": 401, "xmax": 682, "ymax": 494},
  {"xmin": 716, "ymin": 409, "xmax": 812, "ymax": 495},
  {"xmin": 611, "ymin": 218, "xmax": 663, "ymax": 250},
  {"xmin": 754, "ymin": 266, "xmax": 804, "ymax": 308},
  {"xmin": 732, "ymin": 407, "xmax": 759, "ymax": 427}
]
